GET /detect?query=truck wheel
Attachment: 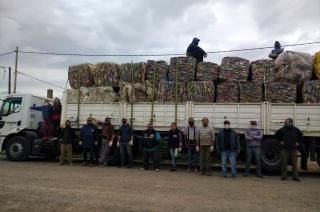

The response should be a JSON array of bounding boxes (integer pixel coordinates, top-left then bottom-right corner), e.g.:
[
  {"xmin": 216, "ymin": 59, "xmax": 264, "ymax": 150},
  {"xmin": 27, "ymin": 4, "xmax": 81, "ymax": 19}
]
[
  {"xmin": 6, "ymin": 136, "xmax": 31, "ymax": 161},
  {"xmin": 261, "ymin": 138, "xmax": 281, "ymax": 173}
]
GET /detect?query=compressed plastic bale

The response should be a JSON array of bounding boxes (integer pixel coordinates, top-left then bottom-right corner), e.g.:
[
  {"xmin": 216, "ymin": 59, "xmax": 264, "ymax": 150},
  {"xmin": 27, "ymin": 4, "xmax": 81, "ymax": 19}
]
[
  {"xmin": 274, "ymin": 51, "xmax": 313, "ymax": 83},
  {"xmin": 216, "ymin": 82, "xmax": 239, "ymax": 103},
  {"xmin": 68, "ymin": 63, "xmax": 96, "ymax": 88},
  {"xmin": 239, "ymin": 82, "xmax": 263, "ymax": 103},
  {"xmin": 196, "ymin": 62, "xmax": 220, "ymax": 81},
  {"xmin": 146, "ymin": 60, "xmax": 168, "ymax": 85},
  {"xmin": 251, "ymin": 59, "xmax": 275, "ymax": 82},
  {"xmin": 303, "ymin": 80, "xmax": 320, "ymax": 103},
  {"xmin": 219, "ymin": 57, "xmax": 250, "ymax": 82},
  {"xmin": 168, "ymin": 57, "xmax": 196, "ymax": 81},
  {"xmin": 66, "ymin": 87, "xmax": 119, "ymax": 103},
  {"xmin": 187, "ymin": 81, "xmax": 215, "ymax": 102},
  {"xmin": 119, "ymin": 62, "xmax": 146, "ymax": 83},
  {"xmin": 93, "ymin": 62, "xmax": 120, "ymax": 87},
  {"xmin": 157, "ymin": 80, "xmax": 187, "ymax": 102},
  {"xmin": 265, "ymin": 81, "xmax": 296, "ymax": 103},
  {"xmin": 120, "ymin": 80, "xmax": 154, "ymax": 102}
]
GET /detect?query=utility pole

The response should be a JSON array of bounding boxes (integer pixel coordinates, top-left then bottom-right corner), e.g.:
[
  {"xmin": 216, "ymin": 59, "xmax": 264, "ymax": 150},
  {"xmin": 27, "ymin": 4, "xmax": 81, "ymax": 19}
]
[
  {"xmin": 13, "ymin": 46, "xmax": 19, "ymax": 94},
  {"xmin": 8, "ymin": 66, "xmax": 11, "ymax": 94}
]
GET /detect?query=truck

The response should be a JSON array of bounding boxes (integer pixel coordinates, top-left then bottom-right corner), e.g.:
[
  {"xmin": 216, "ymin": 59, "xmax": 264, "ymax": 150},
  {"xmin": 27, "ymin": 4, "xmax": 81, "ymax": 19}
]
[{"xmin": 1, "ymin": 93, "xmax": 320, "ymax": 172}]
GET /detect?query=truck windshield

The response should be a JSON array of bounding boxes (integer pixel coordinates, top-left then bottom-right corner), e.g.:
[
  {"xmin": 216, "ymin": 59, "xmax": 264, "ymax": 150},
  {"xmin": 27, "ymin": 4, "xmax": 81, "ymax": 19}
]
[{"xmin": 0, "ymin": 97, "xmax": 22, "ymax": 117}]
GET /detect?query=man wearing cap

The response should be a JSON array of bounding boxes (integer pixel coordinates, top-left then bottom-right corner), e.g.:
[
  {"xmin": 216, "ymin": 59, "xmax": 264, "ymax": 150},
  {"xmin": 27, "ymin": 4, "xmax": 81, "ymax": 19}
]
[
  {"xmin": 198, "ymin": 117, "xmax": 215, "ymax": 176},
  {"xmin": 216, "ymin": 120, "xmax": 240, "ymax": 177},
  {"xmin": 80, "ymin": 117, "xmax": 98, "ymax": 167},
  {"xmin": 118, "ymin": 118, "xmax": 133, "ymax": 168},
  {"xmin": 182, "ymin": 117, "xmax": 200, "ymax": 173},
  {"xmin": 186, "ymin": 37, "xmax": 207, "ymax": 63},
  {"xmin": 93, "ymin": 117, "xmax": 115, "ymax": 166},
  {"xmin": 244, "ymin": 121, "xmax": 263, "ymax": 178}
]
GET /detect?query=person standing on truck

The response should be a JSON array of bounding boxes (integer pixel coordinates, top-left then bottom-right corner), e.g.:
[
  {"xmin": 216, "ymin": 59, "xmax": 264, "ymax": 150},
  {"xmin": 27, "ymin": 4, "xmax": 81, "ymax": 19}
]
[
  {"xmin": 183, "ymin": 117, "xmax": 200, "ymax": 173},
  {"xmin": 198, "ymin": 117, "xmax": 215, "ymax": 176},
  {"xmin": 93, "ymin": 117, "xmax": 115, "ymax": 166},
  {"xmin": 52, "ymin": 98, "xmax": 62, "ymax": 138},
  {"xmin": 244, "ymin": 120, "xmax": 263, "ymax": 178},
  {"xmin": 186, "ymin": 37, "xmax": 207, "ymax": 63},
  {"xmin": 167, "ymin": 122, "xmax": 182, "ymax": 171},
  {"xmin": 59, "ymin": 120, "xmax": 75, "ymax": 166},
  {"xmin": 30, "ymin": 99, "xmax": 53, "ymax": 139},
  {"xmin": 80, "ymin": 117, "xmax": 98, "ymax": 167},
  {"xmin": 141, "ymin": 123, "xmax": 161, "ymax": 172},
  {"xmin": 275, "ymin": 118, "xmax": 303, "ymax": 182},
  {"xmin": 118, "ymin": 118, "xmax": 133, "ymax": 168},
  {"xmin": 216, "ymin": 120, "xmax": 240, "ymax": 177},
  {"xmin": 269, "ymin": 41, "xmax": 284, "ymax": 60}
]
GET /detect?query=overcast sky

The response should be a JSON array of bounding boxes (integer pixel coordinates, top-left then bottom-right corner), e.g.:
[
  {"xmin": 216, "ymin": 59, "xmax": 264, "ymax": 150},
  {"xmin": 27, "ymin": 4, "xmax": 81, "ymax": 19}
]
[{"xmin": 0, "ymin": 0, "xmax": 319, "ymax": 98}]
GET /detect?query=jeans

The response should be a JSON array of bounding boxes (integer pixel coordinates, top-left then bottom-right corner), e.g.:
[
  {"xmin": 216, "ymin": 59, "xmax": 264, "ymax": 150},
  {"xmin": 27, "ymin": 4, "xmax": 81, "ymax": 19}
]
[
  {"xmin": 169, "ymin": 148, "xmax": 178, "ymax": 169},
  {"xmin": 221, "ymin": 151, "xmax": 237, "ymax": 176},
  {"xmin": 83, "ymin": 146, "xmax": 94, "ymax": 164},
  {"xmin": 245, "ymin": 147, "xmax": 262, "ymax": 176},
  {"xmin": 143, "ymin": 150, "xmax": 160, "ymax": 170},
  {"xmin": 281, "ymin": 149, "xmax": 298, "ymax": 178},
  {"xmin": 99, "ymin": 139, "xmax": 110, "ymax": 165},
  {"xmin": 187, "ymin": 145, "xmax": 198, "ymax": 168},
  {"xmin": 200, "ymin": 145, "xmax": 212, "ymax": 174},
  {"xmin": 120, "ymin": 142, "xmax": 133, "ymax": 167}
]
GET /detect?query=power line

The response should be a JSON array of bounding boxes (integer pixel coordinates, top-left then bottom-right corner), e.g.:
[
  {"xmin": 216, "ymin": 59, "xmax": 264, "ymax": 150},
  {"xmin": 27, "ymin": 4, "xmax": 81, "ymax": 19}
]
[
  {"xmin": 17, "ymin": 71, "xmax": 65, "ymax": 90},
  {"xmin": 17, "ymin": 41, "xmax": 320, "ymax": 57},
  {"xmin": 0, "ymin": 51, "xmax": 15, "ymax": 57}
]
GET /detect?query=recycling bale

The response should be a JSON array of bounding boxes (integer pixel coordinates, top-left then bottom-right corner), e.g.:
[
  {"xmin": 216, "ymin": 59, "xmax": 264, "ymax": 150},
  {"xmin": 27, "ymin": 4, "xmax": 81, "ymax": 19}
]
[
  {"xmin": 251, "ymin": 59, "xmax": 274, "ymax": 82},
  {"xmin": 196, "ymin": 62, "xmax": 220, "ymax": 81},
  {"xmin": 120, "ymin": 80, "xmax": 154, "ymax": 102},
  {"xmin": 168, "ymin": 57, "xmax": 196, "ymax": 81},
  {"xmin": 68, "ymin": 63, "xmax": 96, "ymax": 89},
  {"xmin": 93, "ymin": 62, "xmax": 120, "ymax": 87},
  {"xmin": 216, "ymin": 82, "xmax": 239, "ymax": 103},
  {"xmin": 119, "ymin": 62, "xmax": 147, "ymax": 83},
  {"xmin": 157, "ymin": 80, "xmax": 187, "ymax": 102},
  {"xmin": 239, "ymin": 82, "xmax": 263, "ymax": 103},
  {"xmin": 265, "ymin": 81, "xmax": 296, "ymax": 103},
  {"xmin": 303, "ymin": 80, "xmax": 320, "ymax": 103},
  {"xmin": 187, "ymin": 81, "xmax": 215, "ymax": 103},
  {"xmin": 66, "ymin": 87, "xmax": 119, "ymax": 103},
  {"xmin": 146, "ymin": 60, "xmax": 168, "ymax": 86},
  {"xmin": 219, "ymin": 57, "xmax": 250, "ymax": 82},
  {"xmin": 274, "ymin": 51, "xmax": 314, "ymax": 83}
]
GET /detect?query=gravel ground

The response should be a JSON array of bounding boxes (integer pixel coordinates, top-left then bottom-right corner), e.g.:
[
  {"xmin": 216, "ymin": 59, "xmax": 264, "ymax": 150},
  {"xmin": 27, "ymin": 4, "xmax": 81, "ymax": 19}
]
[{"xmin": 0, "ymin": 158, "xmax": 319, "ymax": 212}]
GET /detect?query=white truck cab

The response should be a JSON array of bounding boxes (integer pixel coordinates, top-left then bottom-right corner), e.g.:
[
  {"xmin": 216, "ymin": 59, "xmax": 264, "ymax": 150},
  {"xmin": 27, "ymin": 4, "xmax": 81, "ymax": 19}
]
[{"xmin": 0, "ymin": 94, "xmax": 59, "ymax": 160}]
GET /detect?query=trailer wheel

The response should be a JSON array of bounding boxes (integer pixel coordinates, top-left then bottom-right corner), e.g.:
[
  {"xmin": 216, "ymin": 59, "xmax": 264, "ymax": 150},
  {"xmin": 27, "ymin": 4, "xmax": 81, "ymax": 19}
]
[
  {"xmin": 261, "ymin": 138, "xmax": 281, "ymax": 173},
  {"xmin": 6, "ymin": 136, "xmax": 31, "ymax": 161}
]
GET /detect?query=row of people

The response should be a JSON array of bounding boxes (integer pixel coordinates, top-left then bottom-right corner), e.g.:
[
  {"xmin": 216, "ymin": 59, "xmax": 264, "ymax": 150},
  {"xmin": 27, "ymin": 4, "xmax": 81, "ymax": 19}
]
[{"xmin": 59, "ymin": 117, "xmax": 303, "ymax": 181}]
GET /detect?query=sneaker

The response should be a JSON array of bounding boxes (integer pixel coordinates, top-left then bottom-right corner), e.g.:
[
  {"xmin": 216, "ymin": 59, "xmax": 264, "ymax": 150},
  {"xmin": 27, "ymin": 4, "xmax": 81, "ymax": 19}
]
[
  {"xmin": 257, "ymin": 175, "xmax": 264, "ymax": 178},
  {"xmin": 127, "ymin": 165, "xmax": 132, "ymax": 169},
  {"xmin": 243, "ymin": 174, "xmax": 249, "ymax": 177},
  {"xmin": 89, "ymin": 164, "xmax": 94, "ymax": 167},
  {"xmin": 155, "ymin": 169, "xmax": 160, "ymax": 172},
  {"xmin": 69, "ymin": 162, "xmax": 73, "ymax": 166},
  {"xmin": 186, "ymin": 168, "xmax": 191, "ymax": 172},
  {"xmin": 170, "ymin": 168, "xmax": 176, "ymax": 172},
  {"xmin": 194, "ymin": 168, "xmax": 199, "ymax": 173},
  {"xmin": 59, "ymin": 162, "xmax": 64, "ymax": 166},
  {"xmin": 81, "ymin": 163, "xmax": 87, "ymax": 167},
  {"xmin": 140, "ymin": 167, "xmax": 148, "ymax": 171},
  {"xmin": 292, "ymin": 177, "xmax": 300, "ymax": 182},
  {"xmin": 206, "ymin": 173, "xmax": 212, "ymax": 176},
  {"xmin": 222, "ymin": 175, "xmax": 227, "ymax": 178},
  {"xmin": 199, "ymin": 171, "xmax": 205, "ymax": 175},
  {"xmin": 231, "ymin": 175, "xmax": 237, "ymax": 178},
  {"xmin": 281, "ymin": 177, "xmax": 287, "ymax": 181}
]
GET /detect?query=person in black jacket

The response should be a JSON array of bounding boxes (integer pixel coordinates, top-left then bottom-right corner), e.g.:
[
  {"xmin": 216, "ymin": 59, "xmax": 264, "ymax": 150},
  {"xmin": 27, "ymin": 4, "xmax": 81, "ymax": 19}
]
[
  {"xmin": 52, "ymin": 98, "xmax": 62, "ymax": 138},
  {"xmin": 269, "ymin": 41, "xmax": 284, "ymax": 60},
  {"xmin": 167, "ymin": 123, "xmax": 182, "ymax": 171},
  {"xmin": 59, "ymin": 120, "xmax": 75, "ymax": 165},
  {"xmin": 275, "ymin": 118, "xmax": 303, "ymax": 181},
  {"xmin": 186, "ymin": 37, "xmax": 207, "ymax": 63}
]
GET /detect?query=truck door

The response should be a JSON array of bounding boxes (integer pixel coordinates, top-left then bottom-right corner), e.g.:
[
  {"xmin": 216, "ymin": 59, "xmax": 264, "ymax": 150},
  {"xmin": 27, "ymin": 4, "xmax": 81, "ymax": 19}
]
[{"xmin": 0, "ymin": 97, "xmax": 23, "ymax": 137}]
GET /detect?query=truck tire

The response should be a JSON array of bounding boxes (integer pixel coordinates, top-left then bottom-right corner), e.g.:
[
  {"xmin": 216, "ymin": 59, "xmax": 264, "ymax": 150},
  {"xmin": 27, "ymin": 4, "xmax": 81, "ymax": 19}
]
[
  {"xmin": 6, "ymin": 136, "xmax": 31, "ymax": 161},
  {"xmin": 261, "ymin": 138, "xmax": 281, "ymax": 173}
]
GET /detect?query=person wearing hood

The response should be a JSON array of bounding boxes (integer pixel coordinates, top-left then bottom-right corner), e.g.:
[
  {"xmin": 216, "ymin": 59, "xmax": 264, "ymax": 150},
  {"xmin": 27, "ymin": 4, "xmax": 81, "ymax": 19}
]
[
  {"xmin": 141, "ymin": 123, "xmax": 161, "ymax": 172},
  {"xmin": 275, "ymin": 118, "xmax": 303, "ymax": 182},
  {"xmin": 216, "ymin": 120, "xmax": 240, "ymax": 177},
  {"xmin": 186, "ymin": 37, "xmax": 207, "ymax": 63},
  {"xmin": 80, "ymin": 117, "xmax": 98, "ymax": 167},
  {"xmin": 269, "ymin": 41, "xmax": 284, "ymax": 60},
  {"xmin": 31, "ymin": 99, "xmax": 53, "ymax": 139},
  {"xmin": 118, "ymin": 118, "xmax": 133, "ymax": 168},
  {"xmin": 182, "ymin": 117, "xmax": 200, "ymax": 173},
  {"xmin": 93, "ymin": 117, "xmax": 115, "ymax": 166},
  {"xmin": 59, "ymin": 120, "xmax": 75, "ymax": 165}
]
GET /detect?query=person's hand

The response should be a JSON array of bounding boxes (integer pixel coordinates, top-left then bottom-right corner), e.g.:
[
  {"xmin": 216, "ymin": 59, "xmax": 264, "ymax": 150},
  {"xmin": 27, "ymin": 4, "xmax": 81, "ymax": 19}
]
[
  {"xmin": 109, "ymin": 141, "xmax": 113, "ymax": 147},
  {"xmin": 178, "ymin": 147, "xmax": 182, "ymax": 152},
  {"xmin": 129, "ymin": 140, "xmax": 133, "ymax": 146},
  {"xmin": 204, "ymin": 52, "xmax": 207, "ymax": 58},
  {"xmin": 196, "ymin": 145, "xmax": 199, "ymax": 152},
  {"xmin": 79, "ymin": 141, "xmax": 83, "ymax": 146},
  {"xmin": 280, "ymin": 141, "xmax": 284, "ymax": 146},
  {"xmin": 210, "ymin": 145, "xmax": 214, "ymax": 152},
  {"xmin": 94, "ymin": 141, "xmax": 98, "ymax": 146},
  {"xmin": 117, "ymin": 142, "xmax": 120, "ymax": 147}
]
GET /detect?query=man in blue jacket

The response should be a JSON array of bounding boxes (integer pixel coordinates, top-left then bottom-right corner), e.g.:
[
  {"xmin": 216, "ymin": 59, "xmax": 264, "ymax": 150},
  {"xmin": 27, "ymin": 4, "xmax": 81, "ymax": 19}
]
[
  {"xmin": 118, "ymin": 118, "xmax": 133, "ymax": 168},
  {"xmin": 80, "ymin": 117, "xmax": 98, "ymax": 167},
  {"xmin": 216, "ymin": 120, "xmax": 240, "ymax": 177}
]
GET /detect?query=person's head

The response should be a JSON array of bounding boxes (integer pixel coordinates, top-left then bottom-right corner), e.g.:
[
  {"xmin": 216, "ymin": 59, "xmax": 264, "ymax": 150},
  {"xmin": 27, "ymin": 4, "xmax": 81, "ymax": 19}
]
[
  {"xmin": 147, "ymin": 123, "xmax": 154, "ymax": 130},
  {"xmin": 223, "ymin": 120, "xmax": 230, "ymax": 129},
  {"xmin": 201, "ymin": 117, "xmax": 209, "ymax": 127},
  {"xmin": 171, "ymin": 122, "xmax": 177, "ymax": 130},
  {"xmin": 53, "ymin": 98, "xmax": 61, "ymax": 107},
  {"xmin": 87, "ymin": 117, "xmax": 93, "ymax": 125},
  {"xmin": 192, "ymin": 37, "xmax": 200, "ymax": 45},
  {"xmin": 284, "ymin": 118, "xmax": 294, "ymax": 128},
  {"xmin": 65, "ymin": 120, "xmax": 71, "ymax": 128},
  {"xmin": 275, "ymin": 41, "xmax": 281, "ymax": 49},
  {"xmin": 44, "ymin": 99, "xmax": 49, "ymax": 106},
  {"xmin": 188, "ymin": 117, "xmax": 195, "ymax": 126},
  {"xmin": 122, "ymin": 117, "xmax": 127, "ymax": 125},
  {"xmin": 250, "ymin": 120, "xmax": 257, "ymax": 128},
  {"xmin": 105, "ymin": 117, "xmax": 111, "ymax": 124}
]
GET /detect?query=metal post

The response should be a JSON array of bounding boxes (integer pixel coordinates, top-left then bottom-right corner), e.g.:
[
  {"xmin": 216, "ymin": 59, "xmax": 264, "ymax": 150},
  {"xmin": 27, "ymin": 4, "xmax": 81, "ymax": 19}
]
[
  {"xmin": 13, "ymin": 46, "xmax": 18, "ymax": 93},
  {"xmin": 130, "ymin": 62, "xmax": 134, "ymax": 127},
  {"xmin": 175, "ymin": 59, "xmax": 178, "ymax": 123},
  {"xmin": 150, "ymin": 61, "xmax": 156, "ymax": 124},
  {"xmin": 8, "ymin": 66, "xmax": 11, "ymax": 94}
]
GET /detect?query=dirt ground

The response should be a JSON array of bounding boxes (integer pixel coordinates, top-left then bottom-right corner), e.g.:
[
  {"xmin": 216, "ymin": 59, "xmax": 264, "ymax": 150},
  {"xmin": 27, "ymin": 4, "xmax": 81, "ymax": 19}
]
[{"xmin": 0, "ymin": 157, "xmax": 319, "ymax": 212}]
